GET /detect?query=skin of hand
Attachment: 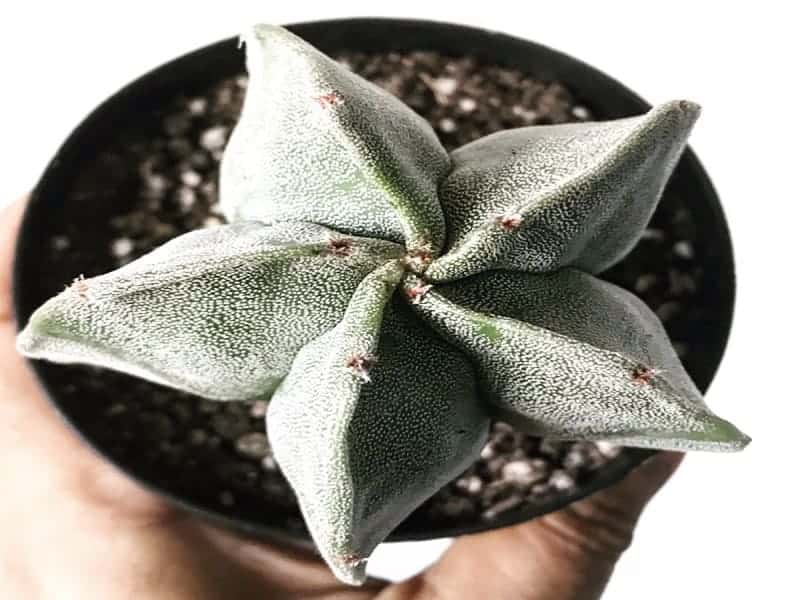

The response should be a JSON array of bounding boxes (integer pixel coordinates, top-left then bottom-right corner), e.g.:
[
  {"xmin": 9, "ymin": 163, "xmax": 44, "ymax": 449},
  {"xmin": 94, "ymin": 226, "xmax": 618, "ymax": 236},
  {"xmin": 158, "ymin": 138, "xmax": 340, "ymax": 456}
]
[{"xmin": 0, "ymin": 196, "xmax": 683, "ymax": 600}]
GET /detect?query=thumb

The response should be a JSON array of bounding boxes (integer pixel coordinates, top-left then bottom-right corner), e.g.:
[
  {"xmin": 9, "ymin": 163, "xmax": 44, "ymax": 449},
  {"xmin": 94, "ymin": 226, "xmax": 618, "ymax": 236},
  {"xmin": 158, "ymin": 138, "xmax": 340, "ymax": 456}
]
[
  {"xmin": 557, "ymin": 451, "xmax": 684, "ymax": 558},
  {"xmin": 576, "ymin": 450, "xmax": 684, "ymax": 529},
  {"xmin": 398, "ymin": 452, "xmax": 683, "ymax": 600}
]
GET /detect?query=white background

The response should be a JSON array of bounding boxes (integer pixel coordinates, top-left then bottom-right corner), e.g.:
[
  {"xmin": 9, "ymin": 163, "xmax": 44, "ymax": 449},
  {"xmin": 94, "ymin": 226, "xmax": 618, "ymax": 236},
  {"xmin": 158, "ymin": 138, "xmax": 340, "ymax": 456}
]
[{"xmin": 1, "ymin": 1, "xmax": 795, "ymax": 597}]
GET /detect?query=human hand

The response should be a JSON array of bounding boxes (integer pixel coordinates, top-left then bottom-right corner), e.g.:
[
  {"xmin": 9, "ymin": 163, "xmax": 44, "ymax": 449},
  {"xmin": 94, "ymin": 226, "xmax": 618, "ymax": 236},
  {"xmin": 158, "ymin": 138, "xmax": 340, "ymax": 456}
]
[{"xmin": 0, "ymin": 196, "xmax": 682, "ymax": 600}]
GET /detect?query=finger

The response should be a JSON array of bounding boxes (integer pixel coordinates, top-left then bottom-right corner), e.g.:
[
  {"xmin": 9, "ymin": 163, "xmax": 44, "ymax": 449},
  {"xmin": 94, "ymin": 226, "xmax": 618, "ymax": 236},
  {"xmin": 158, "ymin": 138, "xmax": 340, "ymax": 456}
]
[
  {"xmin": 0, "ymin": 194, "xmax": 73, "ymax": 500},
  {"xmin": 0, "ymin": 195, "xmax": 172, "ymax": 522},
  {"xmin": 0, "ymin": 196, "xmax": 28, "ymax": 322},
  {"xmin": 0, "ymin": 196, "xmax": 38, "ymax": 397},
  {"xmin": 389, "ymin": 452, "xmax": 683, "ymax": 600},
  {"xmin": 569, "ymin": 450, "xmax": 684, "ymax": 532},
  {"xmin": 0, "ymin": 194, "xmax": 80, "ymax": 470}
]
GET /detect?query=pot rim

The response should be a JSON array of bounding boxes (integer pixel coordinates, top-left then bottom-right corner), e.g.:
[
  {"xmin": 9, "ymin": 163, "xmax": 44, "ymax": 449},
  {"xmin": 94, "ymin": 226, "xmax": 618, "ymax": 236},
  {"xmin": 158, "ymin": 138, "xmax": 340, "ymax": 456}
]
[{"xmin": 13, "ymin": 17, "xmax": 735, "ymax": 545}]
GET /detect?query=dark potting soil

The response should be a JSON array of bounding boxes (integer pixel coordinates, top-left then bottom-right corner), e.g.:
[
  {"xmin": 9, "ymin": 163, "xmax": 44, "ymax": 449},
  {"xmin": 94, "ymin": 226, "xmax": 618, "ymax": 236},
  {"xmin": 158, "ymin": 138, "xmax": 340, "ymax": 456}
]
[{"xmin": 30, "ymin": 51, "xmax": 715, "ymax": 534}]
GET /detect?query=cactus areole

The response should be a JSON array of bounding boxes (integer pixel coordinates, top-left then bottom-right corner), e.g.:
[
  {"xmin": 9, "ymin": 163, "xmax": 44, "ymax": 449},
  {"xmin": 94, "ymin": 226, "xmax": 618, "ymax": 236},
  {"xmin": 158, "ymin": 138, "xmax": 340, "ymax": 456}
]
[{"xmin": 16, "ymin": 24, "xmax": 749, "ymax": 585}]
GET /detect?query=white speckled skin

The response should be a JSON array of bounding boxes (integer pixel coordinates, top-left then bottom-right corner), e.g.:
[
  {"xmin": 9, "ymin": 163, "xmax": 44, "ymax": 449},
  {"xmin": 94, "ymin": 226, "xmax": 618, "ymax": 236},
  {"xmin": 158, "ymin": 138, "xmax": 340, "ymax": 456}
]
[
  {"xmin": 17, "ymin": 222, "xmax": 403, "ymax": 400},
  {"xmin": 16, "ymin": 24, "xmax": 750, "ymax": 586},
  {"xmin": 410, "ymin": 270, "xmax": 747, "ymax": 451},
  {"xmin": 222, "ymin": 25, "xmax": 450, "ymax": 253},
  {"xmin": 268, "ymin": 263, "xmax": 488, "ymax": 583},
  {"xmin": 426, "ymin": 101, "xmax": 699, "ymax": 281}
]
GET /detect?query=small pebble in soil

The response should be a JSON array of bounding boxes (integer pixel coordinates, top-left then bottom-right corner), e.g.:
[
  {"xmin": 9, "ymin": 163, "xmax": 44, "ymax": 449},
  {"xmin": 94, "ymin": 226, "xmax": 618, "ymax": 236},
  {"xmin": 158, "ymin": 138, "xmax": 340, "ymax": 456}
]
[
  {"xmin": 176, "ymin": 187, "xmax": 197, "ymax": 211},
  {"xmin": 180, "ymin": 170, "xmax": 202, "ymax": 188},
  {"xmin": 52, "ymin": 235, "xmax": 70, "ymax": 251},
  {"xmin": 435, "ymin": 76, "xmax": 458, "ymax": 95},
  {"xmin": 438, "ymin": 117, "xmax": 457, "ymax": 133},
  {"xmin": 106, "ymin": 402, "xmax": 126, "ymax": 416},
  {"xmin": 110, "ymin": 237, "xmax": 134, "ymax": 259},
  {"xmin": 249, "ymin": 400, "xmax": 268, "ymax": 419},
  {"xmin": 479, "ymin": 444, "xmax": 497, "ymax": 461},
  {"xmin": 512, "ymin": 104, "xmax": 538, "ymax": 122},
  {"xmin": 189, "ymin": 429, "xmax": 208, "ymax": 446},
  {"xmin": 549, "ymin": 470, "xmax": 576, "ymax": 493},
  {"xmin": 642, "ymin": 227, "xmax": 666, "ymax": 242},
  {"xmin": 235, "ymin": 432, "xmax": 270, "ymax": 459},
  {"xmin": 441, "ymin": 496, "xmax": 478, "ymax": 519},
  {"xmin": 673, "ymin": 240, "xmax": 695, "ymax": 260},
  {"xmin": 502, "ymin": 460, "xmax": 548, "ymax": 488},
  {"xmin": 454, "ymin": 475, "xmax": 484, "ymax": 496},
  {"xmin": 458, "ymin": 97, "xmax": 477, "ymax": 112},
  {"xmin": 188, "ymin": 98, "xmax": 207, "ymax": 115},
  {"xmin": 200, "ymin": 126, "xmax": 228, "ymax": 152},
  {"xmin": 563, "ymin": 447, "xmax": 588, "ymax": 472},
  {"xmin": 572, "ymin": 105, "xmax": 591, "ymax": 120},
  {"xmin": 635, "ymin": 273, "xmax": 659, "ymax": 294},
  {"xmin": 595, "ymin": 441, "xmax": 622, "ymax": 459},
  {"xmin": 656, "ymin": 301, "xmax": 681, "ymax": 322}
]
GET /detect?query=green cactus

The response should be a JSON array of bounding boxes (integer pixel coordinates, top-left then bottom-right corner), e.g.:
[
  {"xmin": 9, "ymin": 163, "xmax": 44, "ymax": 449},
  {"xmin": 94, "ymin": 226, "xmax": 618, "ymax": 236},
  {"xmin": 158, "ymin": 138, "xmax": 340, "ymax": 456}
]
[{"xmin": 16, "ymin": 24, "xmax": 749, "ymax": 585}]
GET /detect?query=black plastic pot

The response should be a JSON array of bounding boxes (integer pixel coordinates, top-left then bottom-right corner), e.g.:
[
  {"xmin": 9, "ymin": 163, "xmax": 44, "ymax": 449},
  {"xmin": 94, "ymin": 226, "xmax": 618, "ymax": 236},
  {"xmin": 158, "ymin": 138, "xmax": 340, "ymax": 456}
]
[{"xmin": 13, "ymin": 18, "xmax": 735, "ymax": 548}]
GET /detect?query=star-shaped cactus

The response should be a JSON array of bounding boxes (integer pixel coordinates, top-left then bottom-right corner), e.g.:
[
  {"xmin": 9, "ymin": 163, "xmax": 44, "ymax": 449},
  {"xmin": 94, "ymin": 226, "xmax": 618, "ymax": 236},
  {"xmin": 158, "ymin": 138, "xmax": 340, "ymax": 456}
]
[{"xmin": 17, "ymin": 24, "xmax": 750, "ymax": 585}]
